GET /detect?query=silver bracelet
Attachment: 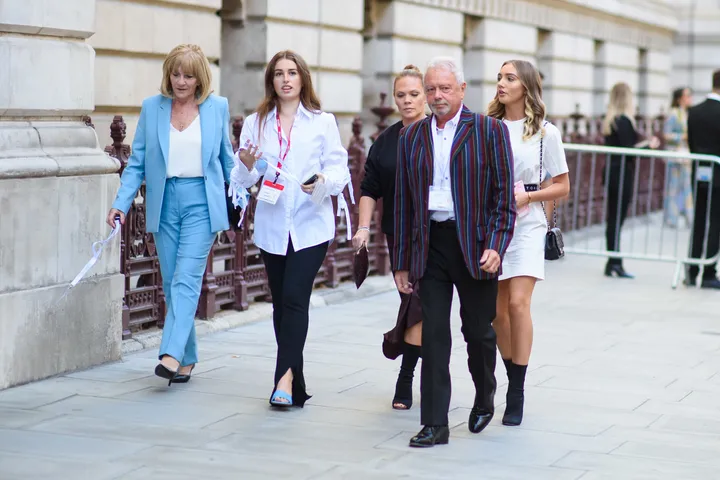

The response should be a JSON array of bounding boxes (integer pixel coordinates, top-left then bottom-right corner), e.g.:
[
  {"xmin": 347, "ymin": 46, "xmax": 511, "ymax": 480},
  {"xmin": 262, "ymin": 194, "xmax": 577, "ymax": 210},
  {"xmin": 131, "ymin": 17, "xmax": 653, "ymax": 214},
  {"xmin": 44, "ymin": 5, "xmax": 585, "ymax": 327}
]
[{"xmin": 357, "ymin": 226, "xmax": 370, "ymax": 232}]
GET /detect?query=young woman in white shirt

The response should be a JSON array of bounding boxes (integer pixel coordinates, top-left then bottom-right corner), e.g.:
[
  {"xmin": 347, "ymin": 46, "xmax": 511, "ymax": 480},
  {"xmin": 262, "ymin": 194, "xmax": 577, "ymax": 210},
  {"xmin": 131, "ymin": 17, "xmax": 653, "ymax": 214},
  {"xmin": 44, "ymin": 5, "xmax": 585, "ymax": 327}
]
[
  {"xmin": 231, "ymin": 50, "xmax": 350, "ymax": 408},
  {"xmin": 487, "ymin": 60, "xmax": 570, "ymax": 426}
]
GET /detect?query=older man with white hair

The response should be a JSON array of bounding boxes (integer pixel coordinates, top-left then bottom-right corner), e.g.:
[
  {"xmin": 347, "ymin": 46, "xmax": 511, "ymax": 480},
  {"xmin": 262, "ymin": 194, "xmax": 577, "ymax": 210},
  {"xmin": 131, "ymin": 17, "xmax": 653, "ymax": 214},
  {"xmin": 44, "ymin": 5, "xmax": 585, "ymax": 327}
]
[{"xmin": 393, "ymin": 57, "xmax": 516, "ymax": 447}]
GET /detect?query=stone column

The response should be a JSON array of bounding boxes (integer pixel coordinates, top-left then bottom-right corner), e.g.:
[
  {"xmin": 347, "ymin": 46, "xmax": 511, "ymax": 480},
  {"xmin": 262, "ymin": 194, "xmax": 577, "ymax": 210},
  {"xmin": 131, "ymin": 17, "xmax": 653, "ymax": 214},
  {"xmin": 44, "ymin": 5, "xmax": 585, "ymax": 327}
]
[
  {"xmin": 91, "ymin": 0, "xmax": 222, "ymax": 147},
  {"xmin": 464, "ymin": 18, "xmax": 537, "ymax": 113},
  {"xmin": 672, "ymin": 0, "xmax": 720, "ymax": 99},
  {"xmin": 639, "ymin": 50, "xmax": 671, "ymax": 116},
  {"xmin": 364, "ymin": 0, "xmax": 463, "ymax": 126},
  {"xmin": 0, "ymin": 0, "xmax": 123, "ymax": 389},
  {"xmin": 536, "ymin": 32, "xmax": 595, "ymax": 117},
  {"xmin": 593, "ymin": 42, "xmax": 641, "ymax": 116},
  {"xmin": 221, "ymin": 0, "xmax": 364, "ymax": 142}
]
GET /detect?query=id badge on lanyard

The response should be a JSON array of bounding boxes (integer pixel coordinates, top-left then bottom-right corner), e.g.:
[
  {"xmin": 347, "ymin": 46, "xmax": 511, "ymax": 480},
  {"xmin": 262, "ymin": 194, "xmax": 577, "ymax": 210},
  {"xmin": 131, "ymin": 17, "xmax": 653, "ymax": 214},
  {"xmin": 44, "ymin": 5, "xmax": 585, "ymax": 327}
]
[
  {"xmin": 429, "ymin": 152, "xmax": 453, "ymax": 212},
  {"xmin": 258, "ymin": 180, "xmax": 285, "ymax": 204},
  {"xmin": 697, "ymin": 165, "xmax": 713, "ymax": 183},
  {"xmin": 428, "ymin": 186, "xmax": 453, "ymax": 211},
  {"xmin": 259, "ymin": 112, "xmax": 293, "ymax": 205}
]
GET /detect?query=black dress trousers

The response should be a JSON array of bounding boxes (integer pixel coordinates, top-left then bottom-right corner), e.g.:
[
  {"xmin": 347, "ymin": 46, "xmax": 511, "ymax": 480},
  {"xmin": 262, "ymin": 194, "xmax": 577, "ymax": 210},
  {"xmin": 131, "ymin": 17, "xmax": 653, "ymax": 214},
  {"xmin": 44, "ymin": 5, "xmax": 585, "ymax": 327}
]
[{"xmin": 418, "ymin": 221, "xmax": 498, "ymax": 426}]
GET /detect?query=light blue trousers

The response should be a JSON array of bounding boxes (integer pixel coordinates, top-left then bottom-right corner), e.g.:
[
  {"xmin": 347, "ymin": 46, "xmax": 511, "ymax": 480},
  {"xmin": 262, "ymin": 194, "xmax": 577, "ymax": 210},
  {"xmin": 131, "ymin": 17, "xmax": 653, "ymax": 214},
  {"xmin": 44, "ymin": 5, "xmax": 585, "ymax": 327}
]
[{"xmin": 155, "ymin": 178, "xmax": 216, "ymax": 367}]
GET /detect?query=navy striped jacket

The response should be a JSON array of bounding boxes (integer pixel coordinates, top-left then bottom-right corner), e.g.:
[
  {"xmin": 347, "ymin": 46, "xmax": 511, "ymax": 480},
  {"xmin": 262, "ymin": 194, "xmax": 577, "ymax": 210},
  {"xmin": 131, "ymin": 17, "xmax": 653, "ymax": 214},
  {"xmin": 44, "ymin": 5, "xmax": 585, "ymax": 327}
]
[{"xmin": 392, "ymin": 106, "xmax": 516, "ymax": 280}]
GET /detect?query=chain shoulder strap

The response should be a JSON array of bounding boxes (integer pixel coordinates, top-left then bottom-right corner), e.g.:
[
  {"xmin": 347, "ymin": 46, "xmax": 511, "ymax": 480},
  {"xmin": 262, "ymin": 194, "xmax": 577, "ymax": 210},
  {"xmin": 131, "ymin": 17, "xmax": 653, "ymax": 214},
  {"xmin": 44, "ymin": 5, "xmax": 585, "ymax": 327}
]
[{"xmin": 538, "ymin": 121, "xmax": 557, "ymax": 230}]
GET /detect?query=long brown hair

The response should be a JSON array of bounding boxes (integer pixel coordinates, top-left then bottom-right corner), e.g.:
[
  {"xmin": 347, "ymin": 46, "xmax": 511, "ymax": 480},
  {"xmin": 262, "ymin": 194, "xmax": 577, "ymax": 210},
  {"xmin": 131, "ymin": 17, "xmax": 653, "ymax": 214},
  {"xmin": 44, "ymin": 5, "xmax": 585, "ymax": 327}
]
[
  {"xmin": 487, "ymin": 60, "xmax": 546, "ymax": 141},
  {"xmin": 255, "ymin": 50, "xmax": 321, "ymax": 140},
  {"xmin": 671, "ymin": 87, "xmax": 689, "ymax": 109}
]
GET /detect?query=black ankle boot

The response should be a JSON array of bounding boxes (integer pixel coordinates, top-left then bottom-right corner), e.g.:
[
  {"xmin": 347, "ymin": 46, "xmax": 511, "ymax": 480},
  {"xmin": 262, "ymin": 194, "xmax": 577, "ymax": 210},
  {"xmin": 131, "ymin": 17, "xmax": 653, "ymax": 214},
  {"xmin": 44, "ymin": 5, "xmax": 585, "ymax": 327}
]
[
  {"xmin": 502, "ymin": 362, "xmax": 527, "ymax": 426},
  {"xmin": 392, "ymin": 344, "xmax": 421, "ymax": 410},
  {"xmin": 604, "ymin": 263, "xmax": 634, "ymax": 279},
  {"xmin": 502, "ymin": 358, "xmax": 513, "ymax": 382}
]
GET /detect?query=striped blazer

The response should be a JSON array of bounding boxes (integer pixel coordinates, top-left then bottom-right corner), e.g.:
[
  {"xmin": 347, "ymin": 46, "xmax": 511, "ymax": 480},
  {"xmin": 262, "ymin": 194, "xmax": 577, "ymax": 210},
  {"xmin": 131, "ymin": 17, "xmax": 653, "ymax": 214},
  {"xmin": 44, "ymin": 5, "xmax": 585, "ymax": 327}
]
[{"xmin": 392, "ymin": 106, "xmax": 516, "ymax": 281}]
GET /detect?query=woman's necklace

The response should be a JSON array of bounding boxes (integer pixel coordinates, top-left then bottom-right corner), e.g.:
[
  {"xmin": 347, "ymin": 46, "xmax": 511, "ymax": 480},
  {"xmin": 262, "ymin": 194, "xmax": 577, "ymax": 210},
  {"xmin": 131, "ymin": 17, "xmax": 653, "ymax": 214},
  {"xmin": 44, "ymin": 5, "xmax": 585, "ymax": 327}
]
[{"xmin": 173, "ymin": 103, "xmax": 196, "ymax": 131}]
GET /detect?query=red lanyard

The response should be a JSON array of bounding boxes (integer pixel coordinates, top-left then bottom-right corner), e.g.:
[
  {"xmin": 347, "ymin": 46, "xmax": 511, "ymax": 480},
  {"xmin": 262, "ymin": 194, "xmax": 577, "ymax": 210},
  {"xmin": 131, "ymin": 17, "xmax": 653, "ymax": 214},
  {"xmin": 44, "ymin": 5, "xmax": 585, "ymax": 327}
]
[{"xmin": 274, "ymin": 111, "xmax": 293, "ymax": 183}]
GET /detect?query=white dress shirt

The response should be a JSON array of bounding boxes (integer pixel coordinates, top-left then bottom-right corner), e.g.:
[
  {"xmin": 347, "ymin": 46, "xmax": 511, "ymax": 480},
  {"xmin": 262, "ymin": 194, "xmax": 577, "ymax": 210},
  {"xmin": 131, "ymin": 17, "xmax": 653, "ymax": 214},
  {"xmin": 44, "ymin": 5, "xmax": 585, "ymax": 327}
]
[
  {"xmin": 167, "ymin": 115, "xmax": 203, "ymax": 178},
  {"xmin": 708, "ymin": 92, "xmax": 720, "ymax": 103},
  {"xmin": 231, "ymin": 103, "xmax": 351, "ymax": 255},
  {"xmin": 430, "ymin": 105, "xmax": 463, "ymax": 221}
]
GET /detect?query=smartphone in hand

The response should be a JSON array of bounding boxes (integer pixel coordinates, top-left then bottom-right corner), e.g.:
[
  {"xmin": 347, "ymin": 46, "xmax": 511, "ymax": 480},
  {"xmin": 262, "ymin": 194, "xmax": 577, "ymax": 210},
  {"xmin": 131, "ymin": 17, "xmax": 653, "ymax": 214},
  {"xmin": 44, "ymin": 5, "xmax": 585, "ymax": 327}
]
[{"xmin": 302, "ymin": 174, "xmax": 318, "ymax": 186}]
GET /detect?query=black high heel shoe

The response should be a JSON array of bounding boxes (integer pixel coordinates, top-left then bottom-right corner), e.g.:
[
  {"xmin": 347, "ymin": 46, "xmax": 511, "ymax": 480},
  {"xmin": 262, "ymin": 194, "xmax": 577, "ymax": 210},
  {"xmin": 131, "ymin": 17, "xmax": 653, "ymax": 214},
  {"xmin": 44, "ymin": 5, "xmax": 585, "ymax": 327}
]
[
  {"xmin": 604, "ymin": 264, "xmax": 634, "ymax": 279},
  {"xmin": 154, "ymin": 364, "xmax": 179, "ymax": 386},
  {"xmin": 171, "ymin": 365, "xmax": 195, "ymax": 384}
]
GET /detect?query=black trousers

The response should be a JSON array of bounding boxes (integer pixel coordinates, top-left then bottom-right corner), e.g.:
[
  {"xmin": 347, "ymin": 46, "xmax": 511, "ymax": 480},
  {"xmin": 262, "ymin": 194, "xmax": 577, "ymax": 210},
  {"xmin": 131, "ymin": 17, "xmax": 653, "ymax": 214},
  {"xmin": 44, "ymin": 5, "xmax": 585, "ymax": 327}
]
[
  {"xmin": 419, "ymin": 222, "xmax": 498, "ymax": 426},
  {"xmin": 605, "ymin": 165, "xmax": 635, "ymax": 266},
  {"xmin": 688, "ymin": 182, "xmax": 720, "ymax": 281},
  {"xmin": 261, "ymin": 238, "xmax": 328, "ymax": 407}
]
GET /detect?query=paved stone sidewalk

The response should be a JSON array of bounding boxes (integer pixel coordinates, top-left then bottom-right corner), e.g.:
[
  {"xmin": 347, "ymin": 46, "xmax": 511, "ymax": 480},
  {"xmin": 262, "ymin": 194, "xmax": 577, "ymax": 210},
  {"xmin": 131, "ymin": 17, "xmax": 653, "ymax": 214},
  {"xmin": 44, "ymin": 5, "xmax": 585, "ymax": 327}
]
[{"xmin": 2, "ymin": 251, "xmax": 720, "ymax": 479}]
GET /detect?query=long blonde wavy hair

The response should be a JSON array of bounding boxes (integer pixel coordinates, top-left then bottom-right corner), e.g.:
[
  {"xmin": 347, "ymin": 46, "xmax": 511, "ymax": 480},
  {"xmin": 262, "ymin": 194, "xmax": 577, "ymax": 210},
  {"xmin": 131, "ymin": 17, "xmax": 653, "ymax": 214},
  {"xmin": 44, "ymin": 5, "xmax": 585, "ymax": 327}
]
[
  {"xmin": 602, "ymin": 82, "xmax": 636, "ymax": 136},
  {"xmin": 487, "ymin": 60, "xmax": 546, "ymax": 141}
]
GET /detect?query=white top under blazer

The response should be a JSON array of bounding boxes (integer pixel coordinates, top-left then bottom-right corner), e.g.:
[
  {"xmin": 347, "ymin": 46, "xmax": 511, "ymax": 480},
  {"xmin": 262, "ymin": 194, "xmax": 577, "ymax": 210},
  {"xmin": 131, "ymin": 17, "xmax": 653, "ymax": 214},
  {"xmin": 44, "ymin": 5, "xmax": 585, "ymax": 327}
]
[
  {"xmin": 167, "ymin": 115, "xmax": 203, "ymax": 178},
  {"xmin": 230, "ymin": 103, "xmax": 351, "ymax": 255}
]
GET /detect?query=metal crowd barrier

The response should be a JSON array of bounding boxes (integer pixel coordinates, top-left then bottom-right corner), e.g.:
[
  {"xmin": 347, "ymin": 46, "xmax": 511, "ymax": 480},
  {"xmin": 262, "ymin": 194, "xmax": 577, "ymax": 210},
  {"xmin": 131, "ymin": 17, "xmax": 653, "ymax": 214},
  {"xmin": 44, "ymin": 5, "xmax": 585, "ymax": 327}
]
[{"xmin": 558, "ymin": 143, "xmax": 720, "ymax": 289}]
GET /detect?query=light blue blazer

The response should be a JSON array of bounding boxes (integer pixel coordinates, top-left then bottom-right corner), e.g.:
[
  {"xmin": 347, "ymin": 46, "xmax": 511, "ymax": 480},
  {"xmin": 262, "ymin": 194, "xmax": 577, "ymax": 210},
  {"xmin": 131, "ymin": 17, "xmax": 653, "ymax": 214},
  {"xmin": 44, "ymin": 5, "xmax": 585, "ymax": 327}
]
[{"xmin": 112, "ymin": 94, "xmax": 235, "ymax": 233}]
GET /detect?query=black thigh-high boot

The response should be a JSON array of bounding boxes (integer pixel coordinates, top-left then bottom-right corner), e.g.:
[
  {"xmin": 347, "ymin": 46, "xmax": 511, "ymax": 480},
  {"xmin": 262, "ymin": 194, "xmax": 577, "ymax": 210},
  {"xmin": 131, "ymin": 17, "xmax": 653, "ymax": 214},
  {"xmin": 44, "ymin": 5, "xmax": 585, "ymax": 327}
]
[
  {"xmin": 392, "ymin": 344, "xmax": 421, "ymax": 410},
  {"xmin": 502, "ymin": 362, "xmax": 527, "ymax": 426}
]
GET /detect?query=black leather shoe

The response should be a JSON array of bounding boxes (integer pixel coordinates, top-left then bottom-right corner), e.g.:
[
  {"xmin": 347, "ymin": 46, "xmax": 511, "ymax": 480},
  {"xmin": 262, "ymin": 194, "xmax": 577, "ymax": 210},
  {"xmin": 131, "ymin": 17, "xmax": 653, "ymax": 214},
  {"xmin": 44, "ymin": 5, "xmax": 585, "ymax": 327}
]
[
  {"xmin": 701, "ymin": 278, "xmax": 720, "ymax": 290},
  {"xmin": 468, "ymin": 408, "xmax": 493, "ymax": 434},
  {"xmin": 409, "ymin": 425, "xmax": 449, "ymax": 448},
  {"xmin": 171, "ymin": 365, "xmax": 195, "ymax": 384},
  {"xmin": 604, "ymin": 264, "xmax": 634, "ymax": 279}
]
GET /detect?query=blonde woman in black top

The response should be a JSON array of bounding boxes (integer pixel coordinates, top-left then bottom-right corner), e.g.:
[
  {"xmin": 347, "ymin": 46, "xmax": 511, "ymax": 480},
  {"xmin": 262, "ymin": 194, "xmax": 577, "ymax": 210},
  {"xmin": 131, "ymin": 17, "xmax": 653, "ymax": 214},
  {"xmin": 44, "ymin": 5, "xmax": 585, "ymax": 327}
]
[
  {"xmin": 602, "ymin": 82, "xmax": 659, "ymax": 278},
  {"xmin": 353, "ymin": 65, "xmax": 426, "ymax": 410}
]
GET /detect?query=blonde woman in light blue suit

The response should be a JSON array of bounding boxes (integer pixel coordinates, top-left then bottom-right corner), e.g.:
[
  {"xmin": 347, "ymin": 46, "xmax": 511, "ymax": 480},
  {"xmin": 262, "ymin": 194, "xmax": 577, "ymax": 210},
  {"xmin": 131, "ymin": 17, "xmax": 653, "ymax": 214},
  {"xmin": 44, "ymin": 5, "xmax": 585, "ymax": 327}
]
[{"xmin": 107, "ymin": 44, "xmax": 237, "ymax": 385}]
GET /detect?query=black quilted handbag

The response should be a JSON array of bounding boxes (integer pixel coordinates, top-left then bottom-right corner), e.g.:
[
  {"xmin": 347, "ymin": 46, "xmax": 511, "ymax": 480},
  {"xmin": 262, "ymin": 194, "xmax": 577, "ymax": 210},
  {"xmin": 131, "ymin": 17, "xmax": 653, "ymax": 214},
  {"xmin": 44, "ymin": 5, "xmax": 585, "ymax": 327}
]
[
  {"xmin": 539, "ymin": 125, "xmax": 564, "ymax": 260},
  {"xmin": 545, "ymin": 225, "xmax": 564, "ymax": 260}
]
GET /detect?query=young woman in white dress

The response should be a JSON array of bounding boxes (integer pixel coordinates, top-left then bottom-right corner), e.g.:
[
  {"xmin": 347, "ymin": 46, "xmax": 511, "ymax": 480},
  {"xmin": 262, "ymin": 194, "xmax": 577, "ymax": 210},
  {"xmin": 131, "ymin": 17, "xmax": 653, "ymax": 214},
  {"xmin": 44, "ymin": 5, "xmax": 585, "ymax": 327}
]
[{"xmin": 487, "ymin": 60, "xmax": 570, "ymax": 426}]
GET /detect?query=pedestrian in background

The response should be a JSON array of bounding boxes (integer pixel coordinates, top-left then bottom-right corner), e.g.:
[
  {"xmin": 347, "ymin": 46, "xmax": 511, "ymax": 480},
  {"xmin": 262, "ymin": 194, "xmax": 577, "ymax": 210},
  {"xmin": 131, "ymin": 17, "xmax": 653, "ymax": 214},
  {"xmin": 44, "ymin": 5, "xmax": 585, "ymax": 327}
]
[
  {"xmin": 353, "ymin": 64, "xmax": 426, "ymax": 411},
  {"xmin": 686, "ymin": 70, "xmax": 720, "ymax": 289},
  {"xmin": 487, "ymin": 60, "xmax": 570, "ymax": 426},
  {"xmin": 231, "ymin": 50, "xmax": 351, "ymax": 407},
  {"xmin": 663, "ymin": 87, "xmax": 694, "ymax": 228},
  {"xmin": 602, "ymin": 82, "xmax": 660, "ymax": 279},
  {"xmin": 107, "ymin": 44, "xmax": 236, "ymax": 385}
]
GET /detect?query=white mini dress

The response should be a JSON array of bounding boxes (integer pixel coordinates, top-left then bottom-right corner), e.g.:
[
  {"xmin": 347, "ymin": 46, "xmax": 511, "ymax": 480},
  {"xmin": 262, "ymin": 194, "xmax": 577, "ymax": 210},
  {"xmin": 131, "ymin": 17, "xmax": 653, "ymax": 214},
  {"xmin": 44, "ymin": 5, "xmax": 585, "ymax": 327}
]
[{"xmin": 499, "ymin": 119, "xmax": 568, "ymax": 281}]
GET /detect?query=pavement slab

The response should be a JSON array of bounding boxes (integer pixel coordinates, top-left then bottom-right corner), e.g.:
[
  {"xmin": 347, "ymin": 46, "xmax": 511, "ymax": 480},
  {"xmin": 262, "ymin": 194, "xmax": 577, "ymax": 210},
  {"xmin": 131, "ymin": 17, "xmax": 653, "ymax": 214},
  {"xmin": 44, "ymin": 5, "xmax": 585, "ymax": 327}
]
[{"xmin": 1, "ymin": 227, "xmax": 720, "ymax": 478}]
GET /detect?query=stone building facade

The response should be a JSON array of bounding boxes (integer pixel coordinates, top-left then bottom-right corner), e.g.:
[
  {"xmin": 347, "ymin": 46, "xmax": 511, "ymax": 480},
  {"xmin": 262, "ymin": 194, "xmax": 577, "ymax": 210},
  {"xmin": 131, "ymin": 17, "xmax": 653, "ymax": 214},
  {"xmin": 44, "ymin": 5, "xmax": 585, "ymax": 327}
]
[
  {"xmin": 671, "ymin": 0, "xmax": 720, "ymax": 99},
  {"xmin": 86, "ymin": 0, "xmax": 716, "ymax": 148}
]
